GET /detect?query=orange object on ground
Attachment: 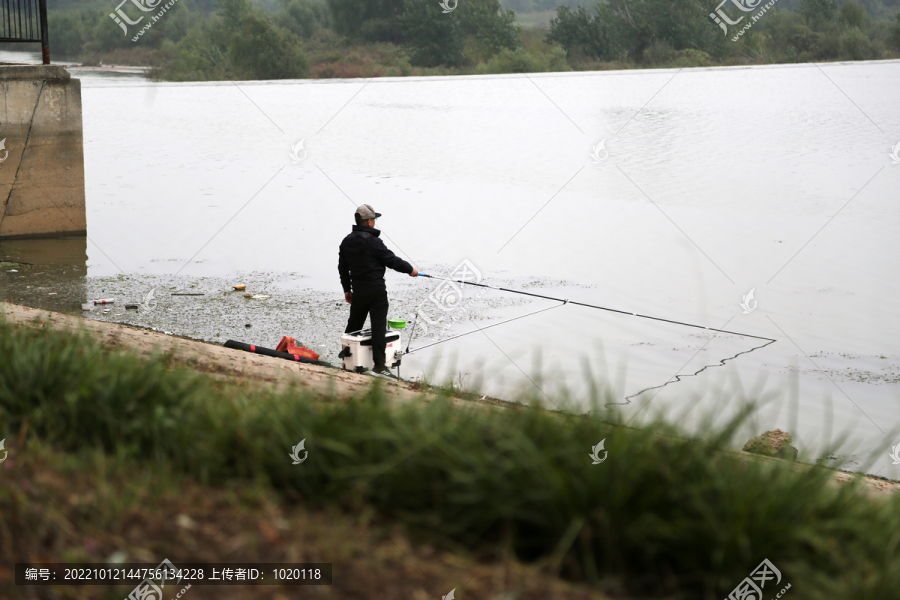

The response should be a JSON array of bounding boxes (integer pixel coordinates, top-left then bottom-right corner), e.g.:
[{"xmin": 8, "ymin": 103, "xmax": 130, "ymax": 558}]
[{"xmin": 275, "ymin": 336, "xmax": 320, "ymax": 360}]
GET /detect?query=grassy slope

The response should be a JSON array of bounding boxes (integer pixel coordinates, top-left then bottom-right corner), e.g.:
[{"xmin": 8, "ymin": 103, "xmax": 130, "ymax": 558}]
[
  {"xmin": 0, "ymin": 443, "xmax": 608, "ymax": 599},
  {"xmin": 2, "ymin": 314, "xmax": 900, "ymax": 599}
]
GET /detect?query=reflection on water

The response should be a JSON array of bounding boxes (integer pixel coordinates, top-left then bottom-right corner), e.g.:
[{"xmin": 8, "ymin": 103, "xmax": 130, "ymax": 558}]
[{"xmin": 0, "ymin": 236, "xmax": 88, "ymax": 314}]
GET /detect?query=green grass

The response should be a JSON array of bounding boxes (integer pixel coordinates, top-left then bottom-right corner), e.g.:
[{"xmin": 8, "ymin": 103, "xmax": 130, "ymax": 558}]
[{"xmin": 1, "ymin": 315, "xmax": 899, "ymax": 598}]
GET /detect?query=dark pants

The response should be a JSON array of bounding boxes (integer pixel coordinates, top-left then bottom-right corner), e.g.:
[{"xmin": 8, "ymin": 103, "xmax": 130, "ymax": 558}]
[{"xmin": 345, "ymin": 289, "xmax": 390, "ymax": 368}]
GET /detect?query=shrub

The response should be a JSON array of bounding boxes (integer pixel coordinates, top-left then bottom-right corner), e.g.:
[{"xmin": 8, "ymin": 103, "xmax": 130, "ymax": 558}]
[
  {"xmin": 279, "ymin": 0, "xmax": 329, "ymax": 39},
  {"xmin": 671, "ymin": 48, "xmax": 713, "ymax": 67},
  {"xmin": 839, "ymin": 26, "xmax": 874, "ymax": 60},
  {"xmin": 398, "ymin": 0, "xmax": 465, "ymax": 67},
  {"xmin": 326, "ymin": 0, "xmax": 404, "ymax": 42},
  {"xmin": 459, "ymin": 0, "xmax": 521, "ymax": 61},
  {"xmin": 643, "ymin": 40, "xmax": 675, "ymax": 65},
  {"xmin": 812, "ymin": 23, "xmax": 841, "ymax": 59},
  {"xmin": 474, "ymin": 46, "xmax": 568, "ymax": 73},
  {"xmin": 890, "ymin": 14, "xmax": 900, "ymax": 51},
  {"xmin": 311, "ymin": 60, "xmax": 380, "ymax": 78},
  {"xmin": 765, "ymin": 11, "xmax": 817, "ymax": 60},
  {"xmin": 546, "ymin": 6, "xmax": 611, "ymax": 60},
  {"xmin": 839, "ymin": 0, "xmax": 867, "ymax": 29},
  {"xmin": 799, "ymin": 0, "xmax": 838, "ymax": 30},
  {"xmin": 229, "ymin": 13, "xmax": 310, "ymax": 79},
  {"xmin": 48, "ymin": 12, "xmax": 87, "ymax": 58}
]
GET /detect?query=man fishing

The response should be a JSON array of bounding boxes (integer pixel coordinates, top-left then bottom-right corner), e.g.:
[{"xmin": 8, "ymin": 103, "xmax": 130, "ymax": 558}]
[{"xmin": 339, "ymin": 204, "xmax": 418, "ymax": 374}]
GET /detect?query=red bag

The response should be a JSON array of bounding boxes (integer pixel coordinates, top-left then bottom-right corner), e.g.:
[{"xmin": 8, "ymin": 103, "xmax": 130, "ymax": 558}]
[{"xmin": 275, "ymin": 336, "xmax": 320, "ymax": 360}]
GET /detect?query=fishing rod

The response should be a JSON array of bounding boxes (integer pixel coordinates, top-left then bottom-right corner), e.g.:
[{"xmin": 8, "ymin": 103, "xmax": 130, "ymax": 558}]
[{"xmin": 415, "ymin": 273, "xmax": 776, "ymax": 343}]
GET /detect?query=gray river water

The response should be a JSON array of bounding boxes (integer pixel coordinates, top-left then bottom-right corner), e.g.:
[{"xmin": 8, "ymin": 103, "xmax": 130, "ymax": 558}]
[{"xmin": 2, "ymin": 55, "xmax": 899, "ymax": 474}]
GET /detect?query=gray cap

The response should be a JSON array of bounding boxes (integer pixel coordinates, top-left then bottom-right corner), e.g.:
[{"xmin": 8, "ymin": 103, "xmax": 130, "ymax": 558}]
[{"xmin": 355, "ymin": 204, "xmax": 382, "ymax": 220}]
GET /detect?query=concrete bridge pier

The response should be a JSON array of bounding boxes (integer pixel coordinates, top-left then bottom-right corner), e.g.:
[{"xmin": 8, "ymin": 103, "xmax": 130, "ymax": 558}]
[{"xmin": 0, "ymin": 65, "xmax": 85, "ymax": 239}]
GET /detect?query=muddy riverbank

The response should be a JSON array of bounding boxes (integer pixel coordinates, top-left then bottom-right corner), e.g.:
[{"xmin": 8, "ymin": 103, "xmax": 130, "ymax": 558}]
[{"xmin": 0, "ymin": 301, "xmax": 514, "ymax": 409}]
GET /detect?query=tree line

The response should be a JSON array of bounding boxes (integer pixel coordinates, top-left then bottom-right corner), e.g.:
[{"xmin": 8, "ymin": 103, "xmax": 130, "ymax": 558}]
[
  {"xmin": 21, "ymin": 0, "xmax": 900, "ymax": 80},
  {"xmin": 546, "ymin": 0, "xmax": 900, "ymax": 65},
  {"xmin": 36, "ymin": 0, "xmax": 523, "ymax": 79}
]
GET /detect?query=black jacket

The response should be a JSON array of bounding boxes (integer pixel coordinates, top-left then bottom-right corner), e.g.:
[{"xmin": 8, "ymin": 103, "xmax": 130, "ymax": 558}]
[{"xmin": 338, "ymin": 225, "xmax": 413, "ymax": 293}]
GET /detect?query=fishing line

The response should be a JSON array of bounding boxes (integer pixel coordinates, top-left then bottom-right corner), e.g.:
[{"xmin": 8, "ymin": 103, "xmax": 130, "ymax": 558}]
[
  {"xmin": 612, "ymin": 337, "xmax": 777, "ymax": 409},
  {"xmin": 415, "ymin": 274, "xmax": 776, "ymax": 343},
  {"xmin": 405, "ymin": 274, "xmax": 777, "ymax": 401},
  {"xmin": 404, "ymin": 300, "xmax": 568, "ymax": 355},
  {"xmin": 405, "ymin": 313, "xmax": 420, "ymax": 354}
]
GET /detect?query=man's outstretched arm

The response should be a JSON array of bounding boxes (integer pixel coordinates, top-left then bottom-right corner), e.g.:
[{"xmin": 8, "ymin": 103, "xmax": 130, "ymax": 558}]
[{"xmin": 370, "ymin": 237, "xmax": 417, "ymax": 276}]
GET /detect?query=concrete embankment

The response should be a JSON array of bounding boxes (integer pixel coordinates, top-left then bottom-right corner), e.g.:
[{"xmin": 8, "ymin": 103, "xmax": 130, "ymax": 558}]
[{"xmin": 0, "ymin": 65, "xmax": 85, "ymax": 239}]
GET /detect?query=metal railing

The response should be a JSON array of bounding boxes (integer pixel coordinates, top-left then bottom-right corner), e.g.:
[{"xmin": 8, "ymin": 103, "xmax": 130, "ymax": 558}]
[{"xmin": 0, "ymin": 0, "xmax": 49, "ymax": 64}]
